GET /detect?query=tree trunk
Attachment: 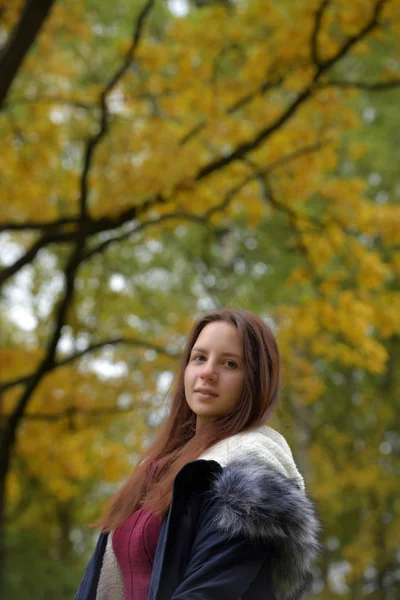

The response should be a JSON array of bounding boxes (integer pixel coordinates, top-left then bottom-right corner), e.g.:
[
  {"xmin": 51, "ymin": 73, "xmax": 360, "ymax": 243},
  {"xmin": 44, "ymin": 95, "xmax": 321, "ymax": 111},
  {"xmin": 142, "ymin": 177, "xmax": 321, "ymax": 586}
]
[
  {"xmin": 0, "ymin": 0, "xmax": 56, "ymax": 109},
  {"xmin": 58, "ymin": 504, "xmax": 73, "ymax": 559},
  {"xmin": 0, "ymin": 421, "xmax": 10, "ymax": 599}
]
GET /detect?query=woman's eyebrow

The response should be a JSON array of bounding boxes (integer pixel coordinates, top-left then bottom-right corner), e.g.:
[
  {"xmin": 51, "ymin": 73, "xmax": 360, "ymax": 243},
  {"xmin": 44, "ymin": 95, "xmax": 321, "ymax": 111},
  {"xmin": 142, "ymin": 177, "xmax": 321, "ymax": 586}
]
[
  {"xmin": 191, "ymin": 346, "xmax": 242, "ymax": 359},
  {"xmin": 191, "ymin": 346, "xmax": 207, "ymax": 354}
]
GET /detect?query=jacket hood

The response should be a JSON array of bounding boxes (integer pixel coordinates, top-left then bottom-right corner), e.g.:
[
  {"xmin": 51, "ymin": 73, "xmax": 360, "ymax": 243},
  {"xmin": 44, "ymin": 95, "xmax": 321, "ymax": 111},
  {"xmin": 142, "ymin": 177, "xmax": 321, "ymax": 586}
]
[
  {"xmin": 199, "ymin": 424, "xmax": 305, "ymax": 492},
  {"xmin": 200, "ymin": 426, "xmax": 322, "ymax": 600}
]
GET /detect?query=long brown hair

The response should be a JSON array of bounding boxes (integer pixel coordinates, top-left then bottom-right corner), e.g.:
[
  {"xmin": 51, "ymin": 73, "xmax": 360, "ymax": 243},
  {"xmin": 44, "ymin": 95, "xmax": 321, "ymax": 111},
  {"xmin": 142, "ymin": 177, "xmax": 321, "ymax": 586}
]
[{"xmin": 96, "ymin": 308, "xmax": 280, "ymax": 531}]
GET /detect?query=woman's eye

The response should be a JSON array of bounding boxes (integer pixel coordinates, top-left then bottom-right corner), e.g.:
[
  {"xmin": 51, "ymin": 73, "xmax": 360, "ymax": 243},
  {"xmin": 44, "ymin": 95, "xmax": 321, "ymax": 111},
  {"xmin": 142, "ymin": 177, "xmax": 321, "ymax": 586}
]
[
  {"xmin": 193, "ymin": 355, "xmax": 205, "ymax": 362},
  {"xmin": 225, "ymin": 360, "xmax": 238, "ymax": 369}
]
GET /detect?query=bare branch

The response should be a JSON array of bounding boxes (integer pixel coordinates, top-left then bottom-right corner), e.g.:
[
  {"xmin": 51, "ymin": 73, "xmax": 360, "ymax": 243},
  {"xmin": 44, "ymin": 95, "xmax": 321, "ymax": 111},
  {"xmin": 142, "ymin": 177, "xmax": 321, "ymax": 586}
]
[
  {"xmin": 0, "ymin": 193, "xmax": 165, "ymax": 235},
  {"xmin": 227, "ymin": 76, "xmax": 284, "ymax": 114},
  {"xmin": 243, "ymin": 151, "xmax": 354, "ymax": 234},
  {"xmin": 311, "ymin": 0, "xmax": 331, "ymax": 67},
  {"xmin": 0, "ymin": 1, "xmax": 156, "ymax": 588},
  {"xmin": 0, "ymin": 216, "xmax": 80, "ymax": 234},
  {"xmin": 4, "ymin": 89, "xmax": 179, "ymax": 116},
  {"xmin": 21, "ymin": 403, "xmax": 155, "ymax": 422},
  {"xmin": 0, "ymin": 0, "xmax": 56, "ymax": 109},
  {"xmin": 4, "ymin": 240, "xmax": 86, "ymax": 442},
  {"xmin": 0, "ymin": 231, "xmax": 74, "ymax": 287},
  {"xmin": 79, "ymin": 0, "xmax": 156, "ymax": 219},
  {"xmin": 194, "ymin": 85, "xmax": 315, "ymax": 181},
  {"xmin": 193, "ymin": 0, "xmax": 389, "ymax": 182},
  {"xmin": 318, "ymin": 79, "xmax": 400, "ymax": 91},
  {"xmin": 259, "ymin": 141, "xmax": 326, "ymax": 175},
  {"xmin": 0, "ymin": 4, "xmax": 391, "ymax": 291},
  {"xmin": 0, "ymin": 336, "xmax": 179, "ymax": 393},
  {"xmin": 83, "ymin": 211, "xmax": 210, "ymax": 261},
  {"xmin": 247, "ymin": 161, "xmax": 307, "ymax": 223},
  {"xmin": 0, "ymin": 195, "xmax": 168, "ymax": 287},
  {"xmin": 243, "ymin": 163, "xmax": 359, "ymax": 293},
  {"xmin": 83, "ymin": 140, "xmax": 322, "ymax": 262},
  {"xmin": 180, "ymin": 74, "xmax": 283, "ymax": 147},
  {"xmin": 0, "ymin": 142, "xmax": 326, "ymax": 287},
  {"xmin": 179, "ymin": 119, "xmax": 207, "ymax": 147},
  {"xmin": 256, "ymin": 174, "xmax": 323, "ymax": 281},
  {"xmin": 319, "ymin": 0, "xmax": 388, "ymax": 70},
  {"xmin": 3, "ymin": 95, "xmax": 95, "ymax": 111},
  {"xmin": 201, "ymin": 141, "xmax": 327, "ymax": 221}
]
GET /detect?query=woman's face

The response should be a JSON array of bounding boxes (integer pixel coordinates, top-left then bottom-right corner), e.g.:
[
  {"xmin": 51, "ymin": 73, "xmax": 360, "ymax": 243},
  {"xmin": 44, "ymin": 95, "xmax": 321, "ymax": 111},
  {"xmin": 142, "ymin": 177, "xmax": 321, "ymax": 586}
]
[{"xmin": 184, "ymin": 321, "xmax": 245, "ymax": 430}]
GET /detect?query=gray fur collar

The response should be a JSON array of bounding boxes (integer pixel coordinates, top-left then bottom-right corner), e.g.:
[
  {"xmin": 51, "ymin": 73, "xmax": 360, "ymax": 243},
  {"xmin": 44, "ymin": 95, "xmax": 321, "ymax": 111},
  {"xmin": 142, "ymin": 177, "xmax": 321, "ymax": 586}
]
[{"xmin": 210, "ymin": 456, "xmax": 322, "ymax": 600}]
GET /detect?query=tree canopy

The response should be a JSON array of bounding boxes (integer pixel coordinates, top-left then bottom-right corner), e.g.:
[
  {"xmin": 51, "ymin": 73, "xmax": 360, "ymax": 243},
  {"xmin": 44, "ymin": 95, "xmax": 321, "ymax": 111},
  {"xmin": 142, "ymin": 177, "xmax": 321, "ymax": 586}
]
[{"xmin": 1, "ymin": 0, "xmax": 400, "ymax": 597}]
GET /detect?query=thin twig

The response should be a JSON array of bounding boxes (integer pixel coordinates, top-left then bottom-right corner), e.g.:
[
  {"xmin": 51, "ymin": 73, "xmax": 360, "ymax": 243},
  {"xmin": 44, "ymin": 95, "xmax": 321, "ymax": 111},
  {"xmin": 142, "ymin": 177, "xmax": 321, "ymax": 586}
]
[
  {"xmin": 179, "ymin": 74, "xmax": 283, "ymax": 147},
  {"xmin": 318, "ymin": 79, "xmax": 400, "ymax": 91}
]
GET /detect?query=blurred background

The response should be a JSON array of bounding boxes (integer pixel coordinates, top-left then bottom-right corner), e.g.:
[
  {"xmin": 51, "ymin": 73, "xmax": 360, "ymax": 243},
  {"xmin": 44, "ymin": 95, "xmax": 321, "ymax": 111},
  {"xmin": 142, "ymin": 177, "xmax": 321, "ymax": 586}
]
[{"xmin": 0, "ymin": 0, "xmax": 399, "ymax": 598}]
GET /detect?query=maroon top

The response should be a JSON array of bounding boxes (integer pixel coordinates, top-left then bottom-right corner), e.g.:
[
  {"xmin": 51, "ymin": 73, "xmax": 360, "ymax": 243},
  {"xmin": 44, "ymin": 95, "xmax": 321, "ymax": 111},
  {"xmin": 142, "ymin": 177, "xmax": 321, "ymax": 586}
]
[{"xmin": 112, "ymin": 506, "xmax": 162, "ymax": 600}]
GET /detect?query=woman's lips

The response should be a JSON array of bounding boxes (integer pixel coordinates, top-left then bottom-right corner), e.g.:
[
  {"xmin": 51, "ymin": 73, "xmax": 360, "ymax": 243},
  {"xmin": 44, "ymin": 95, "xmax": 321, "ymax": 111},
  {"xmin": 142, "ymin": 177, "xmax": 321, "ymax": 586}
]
[{"xmin": 194, "ymin": 389, "xmax": 218, "ymax": 398}]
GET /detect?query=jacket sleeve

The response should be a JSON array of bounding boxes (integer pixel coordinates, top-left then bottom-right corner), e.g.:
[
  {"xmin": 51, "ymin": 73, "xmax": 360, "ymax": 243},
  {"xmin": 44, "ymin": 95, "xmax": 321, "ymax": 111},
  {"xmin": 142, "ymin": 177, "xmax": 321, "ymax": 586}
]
[{"xmin": 171, "ymin": 497, "xmax": 275, "ymax": 600}]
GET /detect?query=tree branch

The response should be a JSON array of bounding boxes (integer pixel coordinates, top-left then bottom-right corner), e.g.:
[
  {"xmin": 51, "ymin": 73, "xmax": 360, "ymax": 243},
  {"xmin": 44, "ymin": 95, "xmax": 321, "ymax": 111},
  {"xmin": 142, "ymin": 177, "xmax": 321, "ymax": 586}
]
[
  {"xmin": 21, "ymin": 403, "xmax": 156, "ymax": 422},
  {"xmin": 0, "ymin": 0, "xmax": 56, "ymax": 109},
  {"xmin": 193, "ymin": 0, "xmax": 389, "ymax": 182},
  {"xmin": 319, "ymin": 79, "xmax": 400, "ymax": 91},
  {"xmin": 85, "ymin": 139, "xmax": 323, "ymax": 259},
  {"xmin": 319, "ymin": 0, "xmax": 388, "ymax": 70},
  {"xmin": 244, "ymin": 152, "xmax": 354, "ymax": 234},
  {"xmin": 83, "ymin": 211, "xmax": 211, "ymax": 261},
  {"xmin": 79, "ymin": 0, "xmax": 156, "ymax": 219},
  {"xmin": 0, "ymin": 0, "xmax": 160, "ymax": 290},
  {"xmin": 0, "ymin": 193, "xmax": 166, "ymax": 235},
  {"xmin": 194, "ymin": 88, "xmax": 314, "ymax": 181},
  {"xmin": 3, "ymin": 95, "xmax": 95, "ymax": 111},
  {"xmin": 0, "ymin": 215, "xmax": 80, "ymax": 234},
  {"xmin": 3, "ymin": 239, "xmax": 86, "ymax": 448},
  {"xmin": 0, "ymin": 0, "xmax": 392, "ymax": 290},
  {"xmin": 0, "ymin": 2, "xmax": 392, "ymax": 291},
  {"xmin": 179, "ymin": 73, "xmax": 283, "ymax": 147},
  {"xmin": 257, "ymin": 175, "xmax": 323, "ymax": 281},
  {"xmin": 3, "ymin": 209, "xmax": 198, "ymax": 290},
  {"xmin": 311, "ymin": 0, "xmax": 331, "ymax": 67},
  {"xmin": 84, "ymin": 143, "xmax": 325, "ymax": 260},
  {"xmin": 0, "ymin": 194, "xmax": 169, "ymax": 288},
  {"xmin": 0, "ymin": 141, "xmax": 326, "ymax": 288},
  {"xmin": 0, "ymin": 231, "xmax": 75, "ymax": 287},
  {"xmin": 201, "ymin": 141, "xmax": 325, "ymax": 222},
  {"xmin": 0, "ymin": 336, "xmax": 179, "ymax": 393}
]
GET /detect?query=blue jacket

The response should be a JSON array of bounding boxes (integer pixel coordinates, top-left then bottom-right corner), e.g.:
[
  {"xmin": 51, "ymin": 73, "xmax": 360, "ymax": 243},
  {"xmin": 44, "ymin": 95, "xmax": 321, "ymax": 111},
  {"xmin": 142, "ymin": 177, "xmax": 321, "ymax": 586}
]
[{"xmin": 74, "ymin": 453, "xmax": 321, "ymax": 600}]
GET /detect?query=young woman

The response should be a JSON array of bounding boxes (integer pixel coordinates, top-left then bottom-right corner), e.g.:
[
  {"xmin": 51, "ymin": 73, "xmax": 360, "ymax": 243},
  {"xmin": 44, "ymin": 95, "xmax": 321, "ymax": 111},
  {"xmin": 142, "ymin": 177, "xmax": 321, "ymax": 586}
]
[{"xmin": 74, "ymin": 308, "xmax": 322, "ymax": 600}]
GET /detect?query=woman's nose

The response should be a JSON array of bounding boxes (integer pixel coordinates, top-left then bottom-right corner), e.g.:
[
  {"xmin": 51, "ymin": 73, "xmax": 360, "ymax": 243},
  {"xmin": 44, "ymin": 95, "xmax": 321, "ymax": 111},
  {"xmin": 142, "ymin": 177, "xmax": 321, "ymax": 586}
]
[{"xmin": 200, "ymin": 361, "xmax": 217, "ymax": 379}]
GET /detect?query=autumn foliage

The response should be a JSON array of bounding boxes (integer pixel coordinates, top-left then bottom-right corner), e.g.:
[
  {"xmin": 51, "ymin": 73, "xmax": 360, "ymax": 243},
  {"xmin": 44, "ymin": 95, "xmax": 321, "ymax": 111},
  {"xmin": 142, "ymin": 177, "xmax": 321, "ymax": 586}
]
[{"xmin": 1, "ymin": 0, "xmax": 400, "ymax": 597}]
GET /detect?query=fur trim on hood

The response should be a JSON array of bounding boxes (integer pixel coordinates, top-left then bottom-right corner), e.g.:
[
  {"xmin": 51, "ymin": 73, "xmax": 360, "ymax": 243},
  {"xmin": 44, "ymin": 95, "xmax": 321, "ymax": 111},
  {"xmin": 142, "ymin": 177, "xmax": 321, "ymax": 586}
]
[
  {"xmin": 211, "ymin": 457, "xmax": 322, "ymax": 600},
  {"xmin": 201, "ymin": 426, "xmax": 322, "ymax": 600}
]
